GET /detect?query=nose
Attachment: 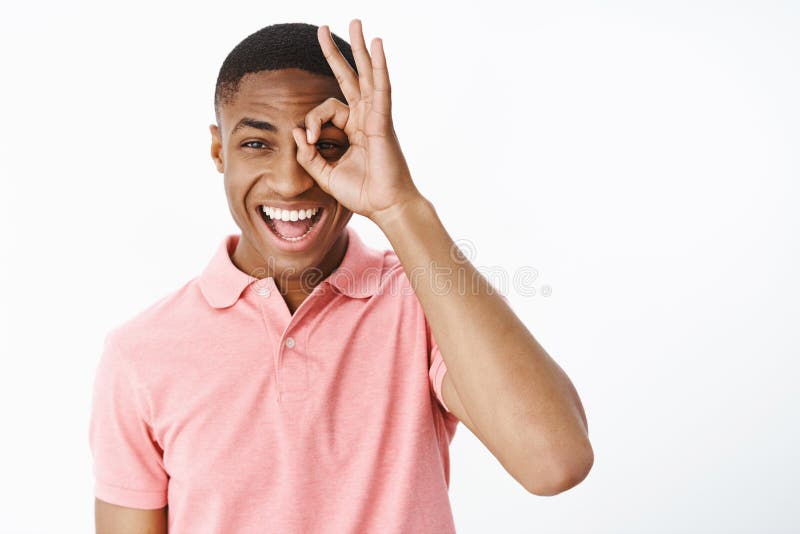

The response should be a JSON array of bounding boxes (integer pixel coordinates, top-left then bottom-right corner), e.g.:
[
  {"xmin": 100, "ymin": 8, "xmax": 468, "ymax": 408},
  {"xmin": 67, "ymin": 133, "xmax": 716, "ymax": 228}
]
[{"xmin": 267, "ymin": 145, "xmax": 317, "ymax": 199}]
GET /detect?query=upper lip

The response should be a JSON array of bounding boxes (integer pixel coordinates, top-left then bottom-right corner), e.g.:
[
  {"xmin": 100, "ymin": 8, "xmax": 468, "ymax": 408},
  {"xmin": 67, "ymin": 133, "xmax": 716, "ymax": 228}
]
[{"xmin": 257, "ymin": 203, "xmax": 325, "ymax": 210}]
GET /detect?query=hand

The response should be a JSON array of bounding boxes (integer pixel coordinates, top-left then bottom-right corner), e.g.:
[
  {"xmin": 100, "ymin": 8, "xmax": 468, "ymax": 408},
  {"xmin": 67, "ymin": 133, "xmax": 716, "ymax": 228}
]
[{"xmin": 291, "ymin": 19, "xmax": 423, "ymax": 224}]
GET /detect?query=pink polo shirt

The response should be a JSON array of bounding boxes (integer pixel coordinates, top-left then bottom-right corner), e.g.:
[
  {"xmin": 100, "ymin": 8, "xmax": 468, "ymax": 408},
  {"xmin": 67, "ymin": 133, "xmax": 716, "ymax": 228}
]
[{"xmin": 89, "ymin": 226, "xmax": 460, "ymax": 533}]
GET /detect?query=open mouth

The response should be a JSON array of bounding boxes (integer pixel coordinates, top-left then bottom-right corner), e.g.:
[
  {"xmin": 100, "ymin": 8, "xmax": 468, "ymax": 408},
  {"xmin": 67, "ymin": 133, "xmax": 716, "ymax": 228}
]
[{"xmin": 259, "ymin": 205, "xmax": 324, "ymax": 242}]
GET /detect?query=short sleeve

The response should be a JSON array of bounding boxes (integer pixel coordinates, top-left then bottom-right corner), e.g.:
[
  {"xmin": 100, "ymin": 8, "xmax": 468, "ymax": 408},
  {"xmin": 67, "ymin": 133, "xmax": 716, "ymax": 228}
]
[
  {"xmin": 88, "ymin": 333, "xmax": 168, "ymax": 509},
  {"xmin": 428, "ymin": 334, "xmax": 454, "ymax": 416}
]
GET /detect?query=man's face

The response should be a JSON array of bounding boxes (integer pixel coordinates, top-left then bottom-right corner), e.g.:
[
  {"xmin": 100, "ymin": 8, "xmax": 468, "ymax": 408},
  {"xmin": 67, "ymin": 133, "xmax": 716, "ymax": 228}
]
[{"xmin": 210, "ymin": 68, "xmax": 352, "ymax": 282}]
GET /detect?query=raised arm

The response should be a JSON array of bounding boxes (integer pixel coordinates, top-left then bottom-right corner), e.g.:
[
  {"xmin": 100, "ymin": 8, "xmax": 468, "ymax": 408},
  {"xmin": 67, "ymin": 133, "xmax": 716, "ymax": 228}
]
[{"xmin": 292, "ymin": 18, "xmax": 593, "ymax": 496}]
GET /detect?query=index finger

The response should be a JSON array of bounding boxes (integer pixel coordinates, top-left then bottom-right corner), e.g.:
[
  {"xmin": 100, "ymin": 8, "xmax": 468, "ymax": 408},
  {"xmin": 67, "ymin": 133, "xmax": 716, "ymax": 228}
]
[{"xmin": 318, "ymin": 25, "xmax": 361, "ymax": 105}]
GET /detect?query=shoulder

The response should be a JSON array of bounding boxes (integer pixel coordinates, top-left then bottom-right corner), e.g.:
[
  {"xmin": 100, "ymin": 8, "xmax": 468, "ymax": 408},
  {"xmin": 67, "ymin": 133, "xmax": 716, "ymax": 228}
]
[
  {"xmin": 374, "ymin": 249, "xmax": 417, "ymax": 298},
  {"xmin": 380, "ymin": 248, "xmax": 402, "ymax": 278},
  {"xmin": 368, "ymin": 250, "xmax": 435, "ymax": 328},
  {"xmin": 105, "ymin": 277, "xmax": 203, "ymax": 363}
]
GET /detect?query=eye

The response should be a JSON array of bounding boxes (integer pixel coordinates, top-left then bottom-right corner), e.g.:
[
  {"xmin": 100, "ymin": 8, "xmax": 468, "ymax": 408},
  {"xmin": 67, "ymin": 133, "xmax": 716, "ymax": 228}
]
[
  {"xmin": 242, "ymin": 140, "xmax": 268, "ymax": 150},
  {"xmin": 316, "ymin": 142, "xmax": 340, "ymax": 150}
]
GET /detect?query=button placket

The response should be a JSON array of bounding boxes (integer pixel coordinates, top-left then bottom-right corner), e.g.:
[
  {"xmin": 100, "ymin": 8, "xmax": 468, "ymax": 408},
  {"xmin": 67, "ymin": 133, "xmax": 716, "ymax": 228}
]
[
  {"xmin": 253, "ymin": 277, "xmax": 305, "ymax": 403},
  {"xmin": 278, "ymin": 332, "xmax": 308, "ymax": 400},
  {"xmin": 263, "ymin": 280, "xmax": 331, "ymax": 403}
]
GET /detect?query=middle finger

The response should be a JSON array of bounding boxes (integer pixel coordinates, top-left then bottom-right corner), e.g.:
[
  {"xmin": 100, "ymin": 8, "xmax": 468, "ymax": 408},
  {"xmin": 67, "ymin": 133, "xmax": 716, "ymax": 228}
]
[{"xmin": 348, "ymin": 19, "xmax": 374, "ymax": 97}]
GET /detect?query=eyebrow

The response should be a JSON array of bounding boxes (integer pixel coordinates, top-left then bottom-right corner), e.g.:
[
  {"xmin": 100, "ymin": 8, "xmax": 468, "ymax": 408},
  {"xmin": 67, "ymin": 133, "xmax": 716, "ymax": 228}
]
[
  {"xmin": 230, "ymin": 117, "xmax": 337, "ymax": 136},
  {"xmin": 231, "ymin": 117, "xmax": 282, "ymax": 135}
]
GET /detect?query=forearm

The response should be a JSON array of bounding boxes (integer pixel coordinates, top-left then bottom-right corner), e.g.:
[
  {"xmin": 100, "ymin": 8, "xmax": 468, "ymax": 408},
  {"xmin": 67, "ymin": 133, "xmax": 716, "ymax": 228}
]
[{"xmin": 372, "ymin": 195, "xmax": 592, "ymax": 491}]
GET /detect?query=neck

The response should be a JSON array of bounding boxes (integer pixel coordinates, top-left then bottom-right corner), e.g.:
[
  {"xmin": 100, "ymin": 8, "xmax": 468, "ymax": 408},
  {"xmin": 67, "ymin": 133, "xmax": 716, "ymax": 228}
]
[{"xmin": 231, "ymin": 230, "xmax": 350, "ymax": 313}]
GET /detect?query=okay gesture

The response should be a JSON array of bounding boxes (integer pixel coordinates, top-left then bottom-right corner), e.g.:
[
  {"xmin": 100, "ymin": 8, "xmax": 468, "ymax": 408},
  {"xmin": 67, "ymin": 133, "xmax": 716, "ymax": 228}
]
[{"xmin": 291, "ymin": 19, "xmax": 422, "ymax": 223}]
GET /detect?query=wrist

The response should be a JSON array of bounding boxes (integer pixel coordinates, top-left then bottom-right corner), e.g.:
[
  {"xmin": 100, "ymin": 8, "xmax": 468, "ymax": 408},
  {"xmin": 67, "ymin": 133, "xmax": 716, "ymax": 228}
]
[{"xmin": 370, "ymin": 194, "xmax": 435, "ymax": 235}]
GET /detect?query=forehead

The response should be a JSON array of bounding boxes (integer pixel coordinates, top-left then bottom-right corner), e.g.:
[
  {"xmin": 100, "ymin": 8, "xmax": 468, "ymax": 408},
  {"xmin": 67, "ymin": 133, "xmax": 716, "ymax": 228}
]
[{"xmin": 221, "ymin": 68, "xmax": 344, "ymax": 131}]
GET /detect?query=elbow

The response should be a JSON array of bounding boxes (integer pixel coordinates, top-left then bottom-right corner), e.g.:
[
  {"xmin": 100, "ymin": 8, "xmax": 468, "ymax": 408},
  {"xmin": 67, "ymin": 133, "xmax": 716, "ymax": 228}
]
[{"xmin": 522, "ymin": 439, "xmax": 594, "ymax": 496}]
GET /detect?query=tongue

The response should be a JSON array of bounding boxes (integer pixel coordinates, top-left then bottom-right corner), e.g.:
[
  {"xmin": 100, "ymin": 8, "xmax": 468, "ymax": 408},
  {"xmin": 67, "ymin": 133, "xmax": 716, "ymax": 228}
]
[{"xmin": 272, "ymin": 218, "xmax": 312, "ymax": 238}]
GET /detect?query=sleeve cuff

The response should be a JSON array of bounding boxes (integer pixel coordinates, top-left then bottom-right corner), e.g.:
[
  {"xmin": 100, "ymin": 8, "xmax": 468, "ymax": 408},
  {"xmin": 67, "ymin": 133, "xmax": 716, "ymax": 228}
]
[
  {"xmin": 430, "ymin": 356, "xmax": 452, "ymax": 414},
  {"xmin": 94, "ymin": 479, "xmax": 167, "ymax": 510}
]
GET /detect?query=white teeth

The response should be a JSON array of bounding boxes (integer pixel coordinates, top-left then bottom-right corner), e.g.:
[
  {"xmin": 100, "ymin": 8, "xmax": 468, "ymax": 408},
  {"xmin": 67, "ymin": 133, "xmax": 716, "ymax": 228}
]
[{"xmin": 260, "ymin": 206, "xmax": 319, "ymax": 222}]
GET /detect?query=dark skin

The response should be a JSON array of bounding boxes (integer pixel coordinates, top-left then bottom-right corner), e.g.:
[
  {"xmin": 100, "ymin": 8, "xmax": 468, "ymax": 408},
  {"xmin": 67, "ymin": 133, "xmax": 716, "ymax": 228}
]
[
  {"xmin": 210, "ymin": 68, "xmax": 357, "ymax": 314},
  {"xmin": 95, "ymin": 51, "xmax": 358, "ymax": 534},
  {"xmin": 95, "ymin": 18, "xmax": 592, "ymax": 533}
]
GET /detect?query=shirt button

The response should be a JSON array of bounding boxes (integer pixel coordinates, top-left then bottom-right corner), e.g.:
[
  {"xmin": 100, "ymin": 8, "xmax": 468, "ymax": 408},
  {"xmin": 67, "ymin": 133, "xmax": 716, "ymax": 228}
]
[
  {"xmin": 285, "ymin": 337, "xmax": 296, "ymax": 349},
  {"xmin": 256, "ymin": 287, "xmax": 270, "ymax": 297}
]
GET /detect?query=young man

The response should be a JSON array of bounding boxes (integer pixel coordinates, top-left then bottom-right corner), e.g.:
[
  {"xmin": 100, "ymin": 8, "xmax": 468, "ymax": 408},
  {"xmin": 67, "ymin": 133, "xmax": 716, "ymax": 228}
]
[{"xmin": 90, "ymin": 20, "xmax": 593, "ymax": 533}]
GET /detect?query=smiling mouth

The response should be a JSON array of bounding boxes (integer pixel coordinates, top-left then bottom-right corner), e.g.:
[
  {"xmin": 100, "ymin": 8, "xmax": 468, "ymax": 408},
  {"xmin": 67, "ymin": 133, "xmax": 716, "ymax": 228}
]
[{"xmin": 259, "ymin": 205, "xmax": 324, "ymax": 242}]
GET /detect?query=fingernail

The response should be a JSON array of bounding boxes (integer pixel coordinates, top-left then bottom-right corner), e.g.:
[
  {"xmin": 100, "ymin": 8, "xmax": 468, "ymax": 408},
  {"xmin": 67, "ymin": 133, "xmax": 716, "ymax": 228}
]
[{"xmin": 306, "ymin": 129, "xmax": 313, "ymax": 143}]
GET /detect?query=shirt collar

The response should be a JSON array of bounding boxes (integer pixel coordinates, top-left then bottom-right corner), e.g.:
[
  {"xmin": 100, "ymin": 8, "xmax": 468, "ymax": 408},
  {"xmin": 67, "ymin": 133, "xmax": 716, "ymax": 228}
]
[
  {"xmin": 326, "ymin": 226, "xmax": 386, "ymax": 298},
  {"xmin": 198, "ymin": 226, "xmax": 386, "ymax": 309},
  {"xmin": 197, "ymin": 233, "xmax": 256, "ymax": 309}
]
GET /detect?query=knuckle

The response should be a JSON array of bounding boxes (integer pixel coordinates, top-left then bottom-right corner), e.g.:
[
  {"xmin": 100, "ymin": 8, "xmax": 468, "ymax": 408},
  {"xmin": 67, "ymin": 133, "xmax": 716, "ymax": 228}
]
[
  {"xmin": 305, "ymin": 114, "xmax": 321, "ymax": 131},
  {"xmin": 327, "ymin": 97, "xmax": 349, "ymax": 112}
]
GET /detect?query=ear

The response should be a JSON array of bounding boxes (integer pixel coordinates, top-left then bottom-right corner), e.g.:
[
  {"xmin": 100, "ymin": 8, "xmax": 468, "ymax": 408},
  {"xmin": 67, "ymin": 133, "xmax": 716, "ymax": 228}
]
[{"xmin": 209, "ymin": 124, "xmax": 224, "ymax": 173}]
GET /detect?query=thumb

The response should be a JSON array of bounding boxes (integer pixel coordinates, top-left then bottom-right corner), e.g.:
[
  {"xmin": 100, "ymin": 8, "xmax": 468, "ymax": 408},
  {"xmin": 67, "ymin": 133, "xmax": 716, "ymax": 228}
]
[{"xmin": 292, "ymin": 127, "xmax": 333, "ymax": 192}]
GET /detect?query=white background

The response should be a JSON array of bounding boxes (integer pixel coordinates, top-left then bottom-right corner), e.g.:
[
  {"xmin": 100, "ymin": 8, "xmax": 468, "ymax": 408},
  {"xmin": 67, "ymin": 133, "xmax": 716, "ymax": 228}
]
[{"xmin": 1, "ymin": 1, "xmax": 798, "ymax": 532}]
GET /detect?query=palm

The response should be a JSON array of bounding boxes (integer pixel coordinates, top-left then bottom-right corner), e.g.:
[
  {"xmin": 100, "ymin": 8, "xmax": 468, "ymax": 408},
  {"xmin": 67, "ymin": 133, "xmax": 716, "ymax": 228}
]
[
  {"xmin": 293, "ymin": 20, "xmax": 419, "ymax": 220},
  {"xmin": 329, "ymin": 102, "xmax": 406, "ymax": 213}
]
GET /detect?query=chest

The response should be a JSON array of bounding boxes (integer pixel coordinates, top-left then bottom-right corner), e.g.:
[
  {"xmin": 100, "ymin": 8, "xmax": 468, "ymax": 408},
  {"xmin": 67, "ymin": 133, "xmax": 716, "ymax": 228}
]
[{"xmin": 142, "ymin": 295, "xmax": 437, "ymax": 490}]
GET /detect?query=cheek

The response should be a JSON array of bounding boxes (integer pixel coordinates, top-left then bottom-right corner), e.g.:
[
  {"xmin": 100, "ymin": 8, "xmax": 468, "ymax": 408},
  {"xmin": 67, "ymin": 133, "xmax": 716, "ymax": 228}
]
[
  {"xmin": 222, "ymin": 173, "xmax": 250, "ymax": 211},
  {"xmin": 226, "ymin": 150, "xmax": 275, "ymax": 179},
  {"xmin": 223, "ymin": 153, "xmax": 264, "ymax": 189}
]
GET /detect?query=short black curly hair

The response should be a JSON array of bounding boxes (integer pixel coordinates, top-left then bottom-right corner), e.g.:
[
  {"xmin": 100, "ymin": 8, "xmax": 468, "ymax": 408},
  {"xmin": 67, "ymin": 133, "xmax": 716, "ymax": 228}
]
[{"xmin": 214, "ymin": 22, "xmax": 358, "ymax": 123}]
